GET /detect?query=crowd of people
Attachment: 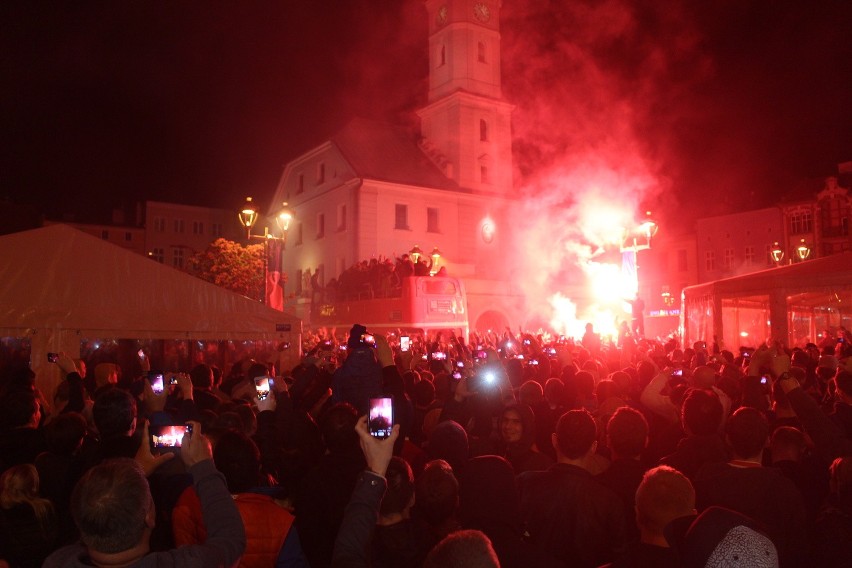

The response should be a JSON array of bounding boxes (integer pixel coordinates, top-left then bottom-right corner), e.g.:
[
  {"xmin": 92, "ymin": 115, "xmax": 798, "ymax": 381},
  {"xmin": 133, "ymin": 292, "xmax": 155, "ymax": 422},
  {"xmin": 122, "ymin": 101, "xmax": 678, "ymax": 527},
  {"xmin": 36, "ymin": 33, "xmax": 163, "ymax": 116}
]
[{"xmin": 2, "ymin": 322, "xmax": 852, "ymax": 567}]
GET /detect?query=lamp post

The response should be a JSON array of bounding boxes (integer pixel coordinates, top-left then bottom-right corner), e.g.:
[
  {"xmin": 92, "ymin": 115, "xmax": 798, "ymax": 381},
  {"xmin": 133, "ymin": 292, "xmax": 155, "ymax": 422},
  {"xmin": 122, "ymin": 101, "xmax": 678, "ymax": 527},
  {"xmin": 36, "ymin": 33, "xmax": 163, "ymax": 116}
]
[
  {"xmin": 238, "ymin": 197, "xmax": 294, "ymax": 307},
  {"xmin": 770, "ymin": 241, "xmax": 785, "ymax": 265},
  {"xmin": 409, "ymin": 245, "xmax": 424, "ymax": 264},
  {"xmin": 796, "ymin": 238, "xmax": 811, "ymax": 261},
  {"xmin": 430, "ymin": 247, "xmax": 442, "ymax": 275}
]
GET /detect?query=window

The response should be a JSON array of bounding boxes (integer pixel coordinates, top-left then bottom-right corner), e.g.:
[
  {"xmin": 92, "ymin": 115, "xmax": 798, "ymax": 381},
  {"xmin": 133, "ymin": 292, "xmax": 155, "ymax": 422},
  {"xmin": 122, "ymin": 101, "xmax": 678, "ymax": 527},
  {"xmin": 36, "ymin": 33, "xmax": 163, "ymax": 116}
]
[
  {"xmin": 101, "ymin": 230, "xmax": 109, "ymax": 240},
  {"xmin": 440, "ymin": 44, "xmax": 446, "ymax": 66},
  {"xmin": 477, "ymin": 41, "xmax": 487, "ymax": 62},
  {"xmin": 125, "ymin": 232, "xmax": 132, "ymax": 242},
  {"xmin": 316, "ymin": 214, "xmax": 325, "ymax": 239},
  {"xmin": 480, "ymin": 119, "xmax": 488, "ymax": 141},
  {"xmin": 173, "ymin": 219, "xmax": 185, "ymax": 233},
  {"xmin": 337, "ymin": 204, "xmax": 347, "ymax": 231},
  {"xmin": 480, "ymin": 165, "xmax": 489, "ymax": 183},
  {"xmin": 153, "ymin": 217, "xmax": 166, "ymax": 232},
  {"xmin": 295, "ymin": 269, "xmax": 303, "ymax": 295},
  {"xmin": 744, "ymin": 246, "xmax": 755, "ymax": 266},
  {"xmin": 789, "ymin": 211, "xmax": 812, "ymax": 234},
  {"xmin": 723, "ymin": 248, "xmax": 734, "ymax": 270},
  {"xmin": 211, "ymin": 223, "xmax": 223, "ymax": 237},
  {"xmin": 704, "ymin": 251, "xmax": 715, "ymax": 272},
  {"xmin": 192, "ymin": 221, "xmax": 204, "ymax": 235},
  {"xmin": 317, "ymin": 163, "xmax": 325, "ymax": 184},
  {"xmin": 427, "ymin": 207, "xmax": 440, "ymax": 233},
  {"xmin": 395, "ymin": 204, "xmax": 409, "ymax": 230},
  {"xmin": 172, "ymin": 248, "xmax": 184, "ymax": 269},
  {"xmin": 150, "ymin": 248, "xmax": 164, "ymax": 263},
  {"xmin": 295, "ymin": 222, "xmax": 303, "ymax": 245},
  {"xmin": 297, "ymin": 173, "xmax": 304, "ymax": 194},
  {"xmin": 677, "ymin": 249, "xmax": 688, "ymax": 272}
]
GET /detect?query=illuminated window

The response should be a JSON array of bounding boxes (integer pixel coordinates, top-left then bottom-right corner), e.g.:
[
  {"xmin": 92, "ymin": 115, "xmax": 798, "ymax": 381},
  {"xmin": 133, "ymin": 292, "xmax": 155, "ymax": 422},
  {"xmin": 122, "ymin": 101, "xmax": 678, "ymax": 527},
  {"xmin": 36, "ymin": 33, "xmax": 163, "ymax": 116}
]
[
  {"xmin": 172, "ymin": 248, "xmax": 184, "ymax": 269},
  {"xmin": 316, "ymin": 214, "xmax": 325, "ymax": 239},
  {"xmin": 337, "ymin": 204, "xmax": 347, "ymax": 231},
  {"xmin": 744, "ymin": 246, "xmax": 755, "ymax": 266},
  {"xmin": 704, "ymin": 251, "xmax": 715, "ymax": 271},
  {"xmin": 477, "ymin": 41, "xmax": 487, "ymax": 62},
  {"xmin": 480, "ymin": 119, "xmax": 488, "ymax": 141},
  {"xmin": 395, "ymin": 204, "xmax": 409, "ymax": 230},
  {"xmin": 427, "ymin": 207, "xmax": 440, "ymax": 233},
  {"xmin": 677, "ymin": 249, "xmax": 688, "ymax": 272},
  {"xmin": 723, "ymin": 248, "xmax": 734, "ymax": 270}
]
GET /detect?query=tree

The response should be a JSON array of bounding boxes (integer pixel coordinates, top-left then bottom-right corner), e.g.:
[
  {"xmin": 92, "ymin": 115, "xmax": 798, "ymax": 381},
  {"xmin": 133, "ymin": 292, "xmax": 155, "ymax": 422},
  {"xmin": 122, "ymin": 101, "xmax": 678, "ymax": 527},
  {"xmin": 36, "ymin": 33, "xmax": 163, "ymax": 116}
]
[{"xmin": 185, "ymin": 238, "xmax": 265, "ymax": 301}]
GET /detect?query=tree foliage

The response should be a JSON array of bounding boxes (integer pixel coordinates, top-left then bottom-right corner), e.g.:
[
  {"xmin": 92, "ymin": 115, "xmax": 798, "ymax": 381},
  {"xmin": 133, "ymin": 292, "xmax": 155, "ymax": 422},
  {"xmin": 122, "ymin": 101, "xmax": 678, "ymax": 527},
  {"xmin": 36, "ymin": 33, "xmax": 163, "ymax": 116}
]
[{"xmin": 185, "ymin": 238, "xmax": 264, "ymax": 301}]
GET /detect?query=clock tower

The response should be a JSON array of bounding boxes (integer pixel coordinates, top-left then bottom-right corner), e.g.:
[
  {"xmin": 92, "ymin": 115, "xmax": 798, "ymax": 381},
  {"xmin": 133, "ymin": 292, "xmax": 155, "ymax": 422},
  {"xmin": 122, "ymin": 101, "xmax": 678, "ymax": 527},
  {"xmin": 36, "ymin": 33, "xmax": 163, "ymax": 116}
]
[{"xmin": 418, "ymin": 0, "xmax": 514, "ymax": 194}]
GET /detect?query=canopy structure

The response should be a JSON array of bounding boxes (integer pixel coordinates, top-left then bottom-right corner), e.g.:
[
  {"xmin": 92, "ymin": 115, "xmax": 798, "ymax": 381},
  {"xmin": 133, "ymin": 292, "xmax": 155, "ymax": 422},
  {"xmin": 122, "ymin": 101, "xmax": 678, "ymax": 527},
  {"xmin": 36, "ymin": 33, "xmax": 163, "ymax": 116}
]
[
  {"xmin": 682, "ymin": 252, "xmax": 852, "ymax": 349},
  {"xmin": 0, "ymin": 225, "xmax": 301, "ymax": 396}
]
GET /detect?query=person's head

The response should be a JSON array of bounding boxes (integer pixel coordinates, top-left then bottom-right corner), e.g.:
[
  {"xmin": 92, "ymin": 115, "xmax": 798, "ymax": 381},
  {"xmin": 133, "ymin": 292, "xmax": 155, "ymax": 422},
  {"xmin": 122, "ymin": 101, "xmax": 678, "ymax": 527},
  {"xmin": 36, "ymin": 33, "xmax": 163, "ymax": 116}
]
[
  {"xmin": 725, "ymin": 407, "xmax": 770, "ymax": 460},
  {"xmin": 74, "ymin": 359, "xmax": 87, "ymax": 378},
  {"xmin": 380, "ymin": 456, "xmax": 415, "ymax": 518},
  {"xmin": 0, "ymin": 463, "xmax": 41, "ymax": 509},
  {"xmin": 45, "ymin": 412, "xmax": 87, "ymax": 456},
  {"xmin": 499, "ymin": 403, "xmax": 536, "ymax": 448},
  {"xmin": 635, "ymin": 466, "xmax": 696, "ymax": 538},
  {"xmin": 427, "ymin": 420, "xmax": 469, "ymax": 474},
  {"xmin": 835, "ymin": 371, "xmax": 852, "ymax": 400},
  {"xmin": 770, "ymin": 426, "xmax": 807, "ymax": 463},
  {"xmin": 681, "ymin": 389, "xmax": 723, "ymax": 436},
  {"xmin": 415, "ymin": 459, "xmax": 459, "ymax": 527},
  {"xmin": 71, "ymin": 459, "xmax": 153, "ymax": 556},
  {"xmin": 829, "ymin": 456, "xmax": 852, "ymax": 507},
  {"xmin": 0, "ymin": 390, "xmax": 40, "ymax": 429},
  {"xmin": 189, "ymin": 364, "xmax": 214, "ymax": 390},
  {"xmin": 553, "ymin": 409, "xmax": 597, "ymax": 461},
  {"xmin": 518, "ymin": 380, "xmax": 544, "ymax": 407},
  {"xmin": 607, "ymin": 406, "xmax": 649, "ymax": 460},
  {"xmin": 92, "ymin": 387, "xmax": 137, "ymax": 439},
  {"xmin": 424, "ymin": 529, "xmax": 499, "ymax": 568},
  {"xmin": 574, "ymin": 370, "xmax": 595, "ymax": 399},
  {"xmin": 691, "ymin": 366, "xmax": 717, "ymax": 390},
  {"xmin": 319, "ymin": 403, "xmax": 359, "ymax": 454},
  {"xmin": 213, "ymin": 429, "xmax": 263, "ymax": 493},
  {"xmin": 93, "ymin": 363, "xmax": 119, "ymax": 389},
  {"xmin": 412, "ymin": 378, "xmax": 436, "ymax": 408}
]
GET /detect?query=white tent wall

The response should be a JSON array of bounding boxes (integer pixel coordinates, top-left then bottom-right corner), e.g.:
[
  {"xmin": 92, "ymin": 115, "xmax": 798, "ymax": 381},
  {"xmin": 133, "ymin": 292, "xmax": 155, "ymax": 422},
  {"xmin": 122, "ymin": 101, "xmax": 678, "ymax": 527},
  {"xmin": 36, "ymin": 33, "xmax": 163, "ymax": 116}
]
[{"xmin": 0, "ymin": 225, "xmax": 302, "ymax": 402}]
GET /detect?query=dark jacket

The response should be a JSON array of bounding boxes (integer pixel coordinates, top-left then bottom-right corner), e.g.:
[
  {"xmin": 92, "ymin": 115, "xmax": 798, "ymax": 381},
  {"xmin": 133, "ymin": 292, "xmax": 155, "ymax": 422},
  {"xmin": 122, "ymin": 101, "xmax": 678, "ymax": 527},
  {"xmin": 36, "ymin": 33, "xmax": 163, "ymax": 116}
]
[
  {"xmin": 518, "ymin": 463, "xmax": 627, "ymax": 568},
  {"xmin": 658, "ymin": 433, "xmax": 728, "ymax": 481},
  {"xmin": 331, "ymin": 471, "xmax": 387, "ymax": 568},
  {"xmin": 332, "ymin": 347, "xmax": 382, "ymax": 416}
]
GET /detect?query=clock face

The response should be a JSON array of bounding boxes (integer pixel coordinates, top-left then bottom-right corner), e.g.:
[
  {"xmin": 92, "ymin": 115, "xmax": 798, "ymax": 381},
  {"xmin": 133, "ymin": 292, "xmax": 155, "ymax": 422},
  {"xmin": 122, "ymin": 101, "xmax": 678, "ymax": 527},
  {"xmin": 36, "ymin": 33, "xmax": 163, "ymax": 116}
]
[
  {"xmin": 437, "ymin": 5, "xmax": 448, "ymax": 25},
  {"xmin": 473, "ymin": 2, "xmax": 490, "ymax": 22}
]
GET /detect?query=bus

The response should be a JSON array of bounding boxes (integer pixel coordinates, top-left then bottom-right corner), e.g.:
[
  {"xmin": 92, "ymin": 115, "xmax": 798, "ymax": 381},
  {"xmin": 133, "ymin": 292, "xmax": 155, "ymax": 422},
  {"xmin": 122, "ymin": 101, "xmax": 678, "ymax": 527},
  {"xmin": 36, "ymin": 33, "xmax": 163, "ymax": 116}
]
[{"xmin": 313, "ymin": 276, "xmax": 469, "ymax": 340}]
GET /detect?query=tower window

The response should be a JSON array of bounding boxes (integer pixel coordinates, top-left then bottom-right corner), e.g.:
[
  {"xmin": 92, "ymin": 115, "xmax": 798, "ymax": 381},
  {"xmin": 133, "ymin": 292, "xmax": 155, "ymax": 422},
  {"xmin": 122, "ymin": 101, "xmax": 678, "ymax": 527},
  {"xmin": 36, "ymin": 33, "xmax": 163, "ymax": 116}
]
[
  {"xmin": 480, "ymin": 166, "xmax": 489, "ymax": 183},
  {"xmin": 395, "ymin": 204, "xmax": 409, "ymax": 230},
  {"xmin": 440, "ymin": 44, "xmax": 446, "ymax": 67},
  {"xmin": 480, "ymin": 119, "xmax": 488, "ymax": 141},
  {"xmin": 477, "ymin": 41, "xmax": 487, "ymax": 63}
]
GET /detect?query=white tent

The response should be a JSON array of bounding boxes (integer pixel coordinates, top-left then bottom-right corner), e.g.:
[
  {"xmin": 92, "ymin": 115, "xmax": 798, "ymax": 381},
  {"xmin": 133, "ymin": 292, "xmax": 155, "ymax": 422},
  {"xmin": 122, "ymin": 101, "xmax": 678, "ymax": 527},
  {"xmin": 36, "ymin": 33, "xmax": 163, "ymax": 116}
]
[{"xmin": 0, "ymin": 224, "xmax": 301, "ymax": 396}]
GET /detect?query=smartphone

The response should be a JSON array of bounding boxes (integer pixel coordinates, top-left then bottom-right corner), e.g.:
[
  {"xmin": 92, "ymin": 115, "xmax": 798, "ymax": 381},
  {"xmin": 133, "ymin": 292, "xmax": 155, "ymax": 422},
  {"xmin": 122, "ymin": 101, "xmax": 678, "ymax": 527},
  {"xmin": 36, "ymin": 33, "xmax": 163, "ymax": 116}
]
[
  {"xmin": 339, "ymin": 344, "xmax": 347, "ymax": 351},
  {"xmin": 452, "ymin": 371, "xmax": 462, "ymax": 380},
  {"xmin": 148, "ymin": 371, "xmax": 165, "ymax": 394},
  {"xmin": 456, "ymin": 361, "xmax": 465, "ymax": 368},
  {"xmin": 760, "ymin": 375, "xmax": 769, "ymax": 385},
  {"xmin": 361, "ymin": 334, "xmax": 376, "ymax": 347},
  {"xmin": 400, "ymin": 336, "xmax": 411, "ymax": 352},
  {"xmin": 672, "ymin": 369, "xmax": 683, "ymax": 378},
  {"xmin": 137, "ymin": 349, "xmax": 145, "ymax": 359},
  {"xmin": 432, "ymin": 352, "xmax": 447, "ymax": 361},
  {"xmin": 523, "ymin": 339, "xmax": 531, "ymax": 345},
  {"xmin": 150, "ymin": 424, "xmax": 191, "ymax": 448},
  {"xmin": 169, "ymin": 375, "xmax": 179, "ymax": 386},
  {"xmin": 254, "ymin": 376, "xmax": 271, "ymax": 400},
  {"xmin": 515, "ymin": 354, "xmax": 525, "ymax": 360},
  {"xmin": 47, "ymin": 352, "xmax": 59, "ymax": 363},
  {"xmin": 475, "ymin": 350, "xmax": 487, "ymax": 360},
  {"xmin": 547, "ymin": 347, "xmax": 557, "ymax": 355},
  {"xmin": 368, "ymin": 397, "xmax": 394, "ymax": 439},
  {"xmin": 529, "ymin": 359, "xmax": 539, "ymax": 365}
]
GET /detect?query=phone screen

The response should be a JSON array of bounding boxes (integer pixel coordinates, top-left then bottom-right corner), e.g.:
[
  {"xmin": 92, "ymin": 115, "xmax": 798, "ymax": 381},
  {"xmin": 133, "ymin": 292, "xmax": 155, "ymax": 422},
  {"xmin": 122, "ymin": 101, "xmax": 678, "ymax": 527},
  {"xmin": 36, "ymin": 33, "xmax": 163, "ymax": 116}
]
[
  {"xmin": 151, "ymin": 424, "xmax": 190, "ymax": 448},
  {"xmin": 369, "ymin": 397, "xmax": 394, "ymax": 438},
  {"xmin": 148, "ymin": 371, "xmax": 165, "ymax": 394},
  {"xmin": 254, "ymin": 376, "xmax": 270, "ymax": 400},
  {"xmin": 400, "ymin": 336, "xmax": 410, "ymax": 352},
  {"xmin": 432, "ymin": 352, "xmax": 447, "ymax": 361}
]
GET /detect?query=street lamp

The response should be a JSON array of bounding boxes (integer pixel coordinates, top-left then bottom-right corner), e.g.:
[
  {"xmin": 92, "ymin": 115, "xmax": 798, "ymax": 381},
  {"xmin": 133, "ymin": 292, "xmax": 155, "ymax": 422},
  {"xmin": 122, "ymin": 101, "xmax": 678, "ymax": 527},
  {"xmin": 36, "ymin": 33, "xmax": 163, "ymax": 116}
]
[
  {"xmin": 430, "ymin": 247, "xmax": 442, "ymax": 275},
  {"xmin": 796, "ymin": 238, "xmax": 811, "ymax": 261},
  {"xmin": 237, "ymin": 197, "xmax": 294, "ymax": 307},
  {"xmin": 770, "ymin": 241, "xmax": 784, "ymax": 265},
  {"xmin": 409, "ymin": 245, "xmax": 424, "ymax": 264}
]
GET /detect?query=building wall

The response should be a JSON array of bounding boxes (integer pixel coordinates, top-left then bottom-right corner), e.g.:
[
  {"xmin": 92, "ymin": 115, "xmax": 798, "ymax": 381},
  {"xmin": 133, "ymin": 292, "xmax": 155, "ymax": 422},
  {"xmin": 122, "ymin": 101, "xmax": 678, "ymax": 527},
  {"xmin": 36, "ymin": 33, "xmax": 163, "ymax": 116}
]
[{"xmin": 695, "ymin": 207, "xmax": 784, "ymax": 282}]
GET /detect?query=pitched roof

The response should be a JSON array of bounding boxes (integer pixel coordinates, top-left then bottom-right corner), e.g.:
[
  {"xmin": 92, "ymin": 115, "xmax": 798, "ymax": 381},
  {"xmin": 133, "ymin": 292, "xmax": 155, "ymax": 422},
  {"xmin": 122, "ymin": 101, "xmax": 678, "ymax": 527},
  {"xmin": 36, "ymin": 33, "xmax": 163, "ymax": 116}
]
[{"xmin": 330, "ymin": 118, "xmax": 461, "ymax": 191}]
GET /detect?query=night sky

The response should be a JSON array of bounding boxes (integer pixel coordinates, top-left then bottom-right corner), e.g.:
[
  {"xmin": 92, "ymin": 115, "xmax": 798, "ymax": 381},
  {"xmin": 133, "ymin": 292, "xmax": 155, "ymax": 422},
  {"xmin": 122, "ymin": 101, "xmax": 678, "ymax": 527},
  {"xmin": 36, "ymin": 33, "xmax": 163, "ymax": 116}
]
[{"xmin": 2, "ymin": 0, "xmax": 850, "ymax": 227}]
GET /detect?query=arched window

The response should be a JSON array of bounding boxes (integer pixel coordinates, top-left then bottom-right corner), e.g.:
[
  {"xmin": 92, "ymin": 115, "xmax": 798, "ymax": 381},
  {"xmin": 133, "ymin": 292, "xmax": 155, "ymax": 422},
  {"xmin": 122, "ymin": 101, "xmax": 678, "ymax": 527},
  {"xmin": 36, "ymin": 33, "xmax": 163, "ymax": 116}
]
[
  {"xmin": 477, "ymin": 41, "xmax": 487, "ymax": 63},
  {"xmin": 479, "ymin": 119, "xmax": 488, "ymax": 141}
]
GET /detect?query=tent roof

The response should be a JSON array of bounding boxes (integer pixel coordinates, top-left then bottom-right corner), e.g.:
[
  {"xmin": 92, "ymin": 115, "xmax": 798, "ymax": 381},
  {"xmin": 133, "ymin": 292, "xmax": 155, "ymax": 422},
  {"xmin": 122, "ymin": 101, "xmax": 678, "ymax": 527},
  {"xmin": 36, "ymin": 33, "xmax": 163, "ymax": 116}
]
[
  {"xmin": 0, "ymin": 224, "xmax": 299, "ymax": 339},
  {"xmin": 684, "ymin": 251, "xmax": 852, "ymax": 301}
]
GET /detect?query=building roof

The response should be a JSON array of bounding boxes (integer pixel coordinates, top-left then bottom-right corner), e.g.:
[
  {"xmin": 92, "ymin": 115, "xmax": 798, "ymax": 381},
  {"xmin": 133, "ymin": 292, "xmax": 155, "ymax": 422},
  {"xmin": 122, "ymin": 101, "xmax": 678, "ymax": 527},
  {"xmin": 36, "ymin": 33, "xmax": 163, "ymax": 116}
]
[{"xmin": 330, "ymin": 118, "xmax": 462, "ymax": 192}]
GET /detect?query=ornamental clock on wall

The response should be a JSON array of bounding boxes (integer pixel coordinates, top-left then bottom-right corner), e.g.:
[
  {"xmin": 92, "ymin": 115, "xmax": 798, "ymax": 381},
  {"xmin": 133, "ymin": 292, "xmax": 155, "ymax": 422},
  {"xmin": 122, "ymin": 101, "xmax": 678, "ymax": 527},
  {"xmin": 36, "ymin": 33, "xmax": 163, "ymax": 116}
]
[
  {"xmin": 437, "ymin": 5, "xmax": 448, "ymax": 25},
  {"xmin": 473, "ymin": 2, "xmax": 490, "ymax": 22}
]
